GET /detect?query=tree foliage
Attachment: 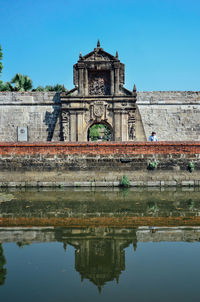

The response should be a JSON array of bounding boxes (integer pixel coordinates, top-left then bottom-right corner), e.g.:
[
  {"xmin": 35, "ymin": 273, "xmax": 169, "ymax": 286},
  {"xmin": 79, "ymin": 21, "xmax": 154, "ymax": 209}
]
[
  {"xmin": 89, "ymin": 124, "xmax": 111, "ymax": 141},
  {"xmin": 89, "ymin": 125, "xmax": 101, "ymax": 141},
  {"xmin": 0, "ymin": 81, "xmax": 13, "ymax": 91},
  {"xmin": 34, "ymin": 85, "xmax": 45, "ymax": 91},
  {"xmin": 34, "ymin": 84, "xmax": 65, "ymax": 92},
  {"xmin": 11, "ymin": 73, "xmax": 33, "ymax": 91}
]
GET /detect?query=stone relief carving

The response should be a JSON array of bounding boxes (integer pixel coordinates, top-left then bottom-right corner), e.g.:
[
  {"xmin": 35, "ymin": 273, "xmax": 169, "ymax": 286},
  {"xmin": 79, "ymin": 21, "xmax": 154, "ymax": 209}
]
[
  {"xmin": 88, "ymin": 71, "xmax": 110, "ymax": 95},
  {"xmin": 85, "ymin": 52, "xmax": 111, "ymax": 61},
  {"xmin": 93, "ymin": 102, "xmax": 104, "ymax": 118},
  {"xmin": 128, "ymin": 111, "xmax": 135, "ymax": 140},
  {"xmin": 62, "ymin": 111, "xmax": 69, "ymax": 141},
  {"xmin": 84, "ymin": 110, "xmax": 90, "ymax": 123}
]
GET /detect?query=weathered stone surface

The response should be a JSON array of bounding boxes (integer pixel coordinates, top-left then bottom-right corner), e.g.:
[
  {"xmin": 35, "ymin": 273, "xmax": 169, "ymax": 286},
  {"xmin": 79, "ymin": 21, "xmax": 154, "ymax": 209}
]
[
  {"xmin": 137, "ymin": 91, "xmax": 200, "ymax": 141},
  {"xmin": 0, "ymin": 92, "xmax": 60, "ymax": 142}
]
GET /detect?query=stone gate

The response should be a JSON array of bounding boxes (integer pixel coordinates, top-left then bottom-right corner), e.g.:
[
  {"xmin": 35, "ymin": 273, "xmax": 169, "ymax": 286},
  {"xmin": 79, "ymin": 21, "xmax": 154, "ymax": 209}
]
[{"xmin": 60, "ymin": 41, "xmax": 141, "ymax": 142}]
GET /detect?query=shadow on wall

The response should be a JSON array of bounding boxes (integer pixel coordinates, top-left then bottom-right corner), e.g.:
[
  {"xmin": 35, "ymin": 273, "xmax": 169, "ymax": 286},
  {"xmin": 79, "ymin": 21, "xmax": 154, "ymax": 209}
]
[{"xmin": 44, "ymin": 93, "xmax": 61, "ymax": 141}]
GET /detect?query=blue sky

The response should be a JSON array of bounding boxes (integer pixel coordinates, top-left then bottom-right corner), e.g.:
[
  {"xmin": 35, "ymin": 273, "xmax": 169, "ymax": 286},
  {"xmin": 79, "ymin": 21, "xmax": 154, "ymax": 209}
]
[{"xmin": 0, "ymin": 0, "xmax": 200, "ymax": 91}]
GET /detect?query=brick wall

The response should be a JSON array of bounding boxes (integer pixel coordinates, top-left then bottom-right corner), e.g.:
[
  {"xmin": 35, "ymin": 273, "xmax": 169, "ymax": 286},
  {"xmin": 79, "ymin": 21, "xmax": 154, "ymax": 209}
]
[{"xmin": 0, "ymin": 141, "xmax": 200, "ymax": 155}]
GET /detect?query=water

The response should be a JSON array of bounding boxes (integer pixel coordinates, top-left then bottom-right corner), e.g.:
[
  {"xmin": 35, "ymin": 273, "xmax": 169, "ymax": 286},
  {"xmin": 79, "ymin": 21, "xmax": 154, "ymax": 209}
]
[{"xmin": 0, "ymin": 188, "xmax": 200, "ymax": 302}]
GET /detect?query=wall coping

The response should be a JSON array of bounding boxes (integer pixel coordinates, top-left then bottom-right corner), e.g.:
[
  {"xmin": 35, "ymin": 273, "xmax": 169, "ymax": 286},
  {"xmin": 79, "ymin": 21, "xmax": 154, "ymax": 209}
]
[
  {"xmin": 0, "ymin": 141, "xmax": 199, "ymax": 154},
  {"xmin": 0, "ymin": 141, "xmax": 199, "ymax": 146}
]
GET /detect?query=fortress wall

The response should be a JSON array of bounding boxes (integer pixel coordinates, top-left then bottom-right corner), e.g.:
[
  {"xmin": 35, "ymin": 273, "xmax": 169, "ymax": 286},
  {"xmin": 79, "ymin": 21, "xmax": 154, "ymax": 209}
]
[
  {"xmin": 0, "ymin": 142, "xmax": 199, "ymax": 186},
  {"xmin": 0, "ymin": 91, "xmax": 200, "ymax": 143},
  {"xmin": 137, "ymin": 91, "xmax": 200, "ymax": 141},
  {"xmin": 0, "ymin": 92, "xmax": 61, "ymax": 142}
]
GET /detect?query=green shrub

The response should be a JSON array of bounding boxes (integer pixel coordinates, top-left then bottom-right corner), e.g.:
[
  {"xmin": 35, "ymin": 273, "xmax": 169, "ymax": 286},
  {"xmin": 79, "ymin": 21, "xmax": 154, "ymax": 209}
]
[
  {"xmin": 148, "ymin": 161, "xmax": 157, "ymax": 170},
  {"xmin": 120, "ymin": 175, "xmax": 130, "ymax": 188},
  {"xmin": 188, "ymin": 161, "xmax": 194, "ymax": 173}
]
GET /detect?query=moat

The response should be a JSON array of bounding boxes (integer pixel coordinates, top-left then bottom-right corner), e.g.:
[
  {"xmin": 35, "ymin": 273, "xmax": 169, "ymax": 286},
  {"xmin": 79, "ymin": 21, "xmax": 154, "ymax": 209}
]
[{"xmin": 1, "ymin": 188, "xmax": 200, "ymax": 302}]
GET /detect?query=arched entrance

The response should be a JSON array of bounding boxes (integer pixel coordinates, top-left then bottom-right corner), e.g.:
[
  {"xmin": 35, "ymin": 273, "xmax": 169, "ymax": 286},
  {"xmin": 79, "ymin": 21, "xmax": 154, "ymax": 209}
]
[{"xmin": 87, "ymin": 122, "xmax": 113, "ymax": 141}]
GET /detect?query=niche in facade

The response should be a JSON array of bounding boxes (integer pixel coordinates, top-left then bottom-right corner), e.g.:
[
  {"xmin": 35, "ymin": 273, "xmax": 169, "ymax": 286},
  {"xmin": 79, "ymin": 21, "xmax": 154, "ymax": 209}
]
[{"xmin": 88, "ymin": 70, "xmax": 111, "ymax": 95}]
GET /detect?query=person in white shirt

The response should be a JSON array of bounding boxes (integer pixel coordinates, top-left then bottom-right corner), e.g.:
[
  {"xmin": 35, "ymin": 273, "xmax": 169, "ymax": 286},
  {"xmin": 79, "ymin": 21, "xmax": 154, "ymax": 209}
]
[{"xmin": 149, "ymin": 131, "xmax": 158, "ymax": 142}]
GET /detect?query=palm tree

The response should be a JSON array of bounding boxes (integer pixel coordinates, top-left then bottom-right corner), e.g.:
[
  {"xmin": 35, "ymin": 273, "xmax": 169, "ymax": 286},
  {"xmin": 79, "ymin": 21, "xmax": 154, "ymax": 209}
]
[{"xmin": 11, "ymin": 73, "xmax": 33, "ymax": 91}]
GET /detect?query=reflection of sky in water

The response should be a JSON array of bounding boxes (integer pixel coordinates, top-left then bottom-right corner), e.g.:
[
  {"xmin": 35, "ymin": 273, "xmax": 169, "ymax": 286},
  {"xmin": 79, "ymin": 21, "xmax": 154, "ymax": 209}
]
[{"xmin": 1, "ymin": 241, "xmax": 200, "ymax": 302}]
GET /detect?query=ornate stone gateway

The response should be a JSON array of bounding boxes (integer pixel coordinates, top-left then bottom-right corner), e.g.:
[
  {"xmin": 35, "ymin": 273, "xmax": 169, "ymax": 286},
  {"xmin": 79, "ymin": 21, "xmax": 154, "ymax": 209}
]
[{"xmin": 60, "ymin": 41, "xmax": 137, "ymax": 142}]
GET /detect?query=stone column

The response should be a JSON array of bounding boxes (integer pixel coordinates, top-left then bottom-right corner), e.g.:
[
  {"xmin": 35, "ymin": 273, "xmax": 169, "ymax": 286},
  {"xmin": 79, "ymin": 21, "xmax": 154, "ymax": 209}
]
[
  {"xmin": 78, "ymin": 63, "xmax": 84, "ymax": 95},
  {"xmin": 122, "ymin": 112, "xmax": 128, "ymax": 141},
  {"xmin": 114, "ymin": 111, "xmax": 121, "ymax": 141},
  {"xmin": 110, "ymin": 69, "xmax": 114, "ymax": 95},
  {"xmin": 120, "ymin": 112, "xmax": 128, "ymax": 141},
  {"xmin": 84, "ymin": 69, "xmax": 88, "ymax": 96},
  {"xmin": 114, "ymin": 63, "xmax": 119, "ymax": 95},
  {"xmin": 70, "ymin": 112, "xmax": 77, "ymax": 141}
]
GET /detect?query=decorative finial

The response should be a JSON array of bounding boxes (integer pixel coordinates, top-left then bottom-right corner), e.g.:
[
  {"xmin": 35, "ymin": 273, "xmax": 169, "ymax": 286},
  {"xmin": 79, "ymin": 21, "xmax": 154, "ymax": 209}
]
[
  {"xmin": 97, "ymin": 39, "xmax": 100, "ymax": 48},
  {"xmin": 115, "ymin": 51, "xmax": 118, "ymax": 59},
  {"xmin": 133, "ymin": 84, "xmax": 137, "ymax": 92},
  {"xmin": 62, "ymin": 85, "xmax": 65, "ymax": 92},
  {"xmin": 79, "ymin": 52, "xmax": 82, "ymax": 59}
]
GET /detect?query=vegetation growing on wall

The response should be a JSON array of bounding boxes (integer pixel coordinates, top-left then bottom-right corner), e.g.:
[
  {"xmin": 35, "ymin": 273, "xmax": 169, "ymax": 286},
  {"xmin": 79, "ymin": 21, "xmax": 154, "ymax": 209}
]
[
  {"xmin": 188, "ymin": 161, "xmax": 195, "ymax": 173},
  {"xmin": 147, "ymin": 160, "xmax": 158, "ymax": 170}
]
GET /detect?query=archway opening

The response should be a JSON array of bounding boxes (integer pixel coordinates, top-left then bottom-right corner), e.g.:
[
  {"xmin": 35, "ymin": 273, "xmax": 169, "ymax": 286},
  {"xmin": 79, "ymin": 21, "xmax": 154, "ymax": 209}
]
[{"xmin": 88, "ymin": 123, "xmax": 112, "ymax": 141}]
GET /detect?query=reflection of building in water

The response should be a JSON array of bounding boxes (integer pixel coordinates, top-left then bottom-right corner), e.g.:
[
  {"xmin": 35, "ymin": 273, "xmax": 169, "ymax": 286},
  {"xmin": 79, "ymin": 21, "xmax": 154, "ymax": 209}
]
[{"xmin": 59, "ymin": 227, "xmax": 137, "ymax": 291}]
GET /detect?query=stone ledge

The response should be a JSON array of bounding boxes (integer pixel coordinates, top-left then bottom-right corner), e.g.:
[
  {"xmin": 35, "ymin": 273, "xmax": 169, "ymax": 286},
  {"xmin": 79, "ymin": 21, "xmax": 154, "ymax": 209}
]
[{"xmin": 0, "ymin": 180, "xmax": 199, "ymax": 187}]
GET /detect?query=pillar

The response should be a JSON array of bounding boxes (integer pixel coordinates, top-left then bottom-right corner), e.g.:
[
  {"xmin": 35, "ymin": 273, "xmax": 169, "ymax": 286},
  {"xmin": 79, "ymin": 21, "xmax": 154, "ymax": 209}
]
[
  {"xmin": 114, "ymin": 111, "xmax": 121, "ymax": 141},
  {"xmin": 114, "ymin": 63, "xmax": 119, "ymax": 95},
  {"xmin": 84, "ymin": 69, "xmax": 88, "ymax": 96},
  {"xmin": 70, "ymin": 112, "xmax": 77, "ymax": 141},
  {"xmin": 110, "ymin": 69, "xmax": 114, "ymax": 95},
  {"xmin": 78, "ymin": 65, "xmax": 84, "ymax": 95}
]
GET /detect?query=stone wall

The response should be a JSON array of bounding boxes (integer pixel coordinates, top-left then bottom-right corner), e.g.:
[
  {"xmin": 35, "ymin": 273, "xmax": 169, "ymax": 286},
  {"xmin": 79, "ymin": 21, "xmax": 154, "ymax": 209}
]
[
  {"xmin": 0, "ymin": 142, "xmax": 199, "ymax": 186},
  {"xmin": 0, "ymin": 91, "xmax": 200, "ymax": 142},
  {"xmin": 137, "ymin": 91, "xmax": 200, "ymax": 141},
  {"xmin": 0, "ymin": 92, "xmax": 61, "ymax": 142}
]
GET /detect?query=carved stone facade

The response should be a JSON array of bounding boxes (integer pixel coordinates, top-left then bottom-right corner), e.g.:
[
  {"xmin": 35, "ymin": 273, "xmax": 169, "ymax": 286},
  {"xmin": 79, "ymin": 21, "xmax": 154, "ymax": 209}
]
[{"xmin": 60, "ymin": 41, "xmax": 139, "ymax": 142}]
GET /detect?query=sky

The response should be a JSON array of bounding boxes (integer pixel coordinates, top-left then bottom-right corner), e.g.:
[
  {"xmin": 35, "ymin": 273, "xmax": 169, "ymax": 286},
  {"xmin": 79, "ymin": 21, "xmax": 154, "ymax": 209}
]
[{"xmin": 0, "ymin": 0, "xmax": 200, "ymax": 91}]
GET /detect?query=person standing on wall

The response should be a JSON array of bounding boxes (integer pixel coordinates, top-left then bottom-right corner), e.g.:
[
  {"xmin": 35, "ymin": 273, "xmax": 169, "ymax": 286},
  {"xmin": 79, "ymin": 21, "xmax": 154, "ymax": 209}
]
[{"xmin": 149, "ymin": 131, "xmax": 158, "ymax": 142}]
